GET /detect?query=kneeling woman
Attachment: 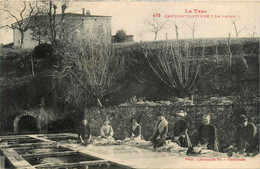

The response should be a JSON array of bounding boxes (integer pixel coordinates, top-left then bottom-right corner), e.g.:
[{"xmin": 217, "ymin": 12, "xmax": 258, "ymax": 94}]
[
  {"xmin": 100, "ymin": 119, "xmax": 114, "ymax": 140},
  {"xmin": 129, "ymin": 117, "xmax": 142, "ymax": 141},
  {"xmin": 78, "ymin": 119, "xmax": 92, "ymax": 146},
  {"xmin": 149, "ymin": 112, "xmax": 168, "ymax": 149}
]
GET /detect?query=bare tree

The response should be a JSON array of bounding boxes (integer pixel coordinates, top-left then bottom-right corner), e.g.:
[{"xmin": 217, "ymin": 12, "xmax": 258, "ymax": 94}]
[
  {"xmin": 246, "ymin": 24, "xmax": 257, "ymax": 37},
  {"xmin": 27, "ymin": 1, "xmax": 71, "ymax": 47},
  {"xmin": 30, "ymin": 15, "xmax": 49, "ymax": 45},
  {"xmin": 145, "ymin": 17, "xmax": 168, "ymax": 41},
  {"xmin": 183, "ymin": 20, "xmax": 196, "ymax": 38},
  {"xmin": 143, "ymin": 41, "xmax": 205, "ymax": 97},
  {"xmin": 244, "ymin": 18, "xmax": 258, "ymax": 37},
  {"xmin": 231, "ymin": 16, "xmax": 247, "ymax": 37},
  {"xmin": 52, "ymin": 40, "xmax": 126, "ymax": 107},
  {"xmin": 173, "ymin": 21, "xmax": 184, "ymax": 40},
  {"xmin": 1, "ymin": 2, "xmax": 43, "ymax": 46},
  {"xmin": 175, "ymin": 24, "xmax": 179, "ymax": 39}
]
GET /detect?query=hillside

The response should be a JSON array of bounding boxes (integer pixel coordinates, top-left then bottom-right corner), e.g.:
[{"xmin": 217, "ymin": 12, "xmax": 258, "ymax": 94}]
[{"xmin": 0, "ymin": 37, "xmax": 259, "ymax": 107}]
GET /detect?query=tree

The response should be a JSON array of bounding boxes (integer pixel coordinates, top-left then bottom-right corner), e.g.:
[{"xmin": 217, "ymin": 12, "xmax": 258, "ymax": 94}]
[
  {"xmin": 1, "ymin": 2, "xmax": 43, "ymax": 46},
  {"xmin": 231, "ymin": 16, "xmax": 247, "ymax": 37},
  {"xmin": 30, "ymin": 15, "xmax": 49, "ymax": 45},
  {"xmin": 28, "ymin": 1, "xmax": 71, "ymax": 47},
  {"xmin": 145, "ymin": 17, "xmax": 168, "ymax": 41},
  {"xmin": 183, "ymin": 19, "xmax": 196, "ymax": 38},
  {"xmin": 173, "ymin": 21, "xmax": 184, "ymax": 40},
  {"xmin": 244, "ymin": 17, "xmax": 258, "ymax": 38},
  {"xmin": 52, "ymin": 40, "xmax": 126, "ymax": 107},
  {"xmin": 114, "ymin": 29, "xmax": 127, "ymax": 43},
  {"xmin": 175, "ymin": 24, "xmax": 179, "ymax": 39},
  {"xmin": 142, "ymin": 41, "xmax": 205, "ymax": 97}
]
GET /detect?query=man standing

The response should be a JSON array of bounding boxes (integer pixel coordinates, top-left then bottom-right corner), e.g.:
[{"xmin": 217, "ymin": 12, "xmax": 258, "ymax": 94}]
[
  {"xmin": 172, "ymin": 110, "xmax": 192, "ymax": 148},
  {"xmin": 197, "ymin": 114, "xmax": 219, "ymax": 151},
  {"xmin": 229, "ymin": 115, "xmax": 257, "ymax": 154},
  {"xmin": 149, "ymin": 112, "xmax": 168, "ymax": 149},
  {"xmin": 78, "ymin": 119, "xmax": 92, "ymax": 146}
]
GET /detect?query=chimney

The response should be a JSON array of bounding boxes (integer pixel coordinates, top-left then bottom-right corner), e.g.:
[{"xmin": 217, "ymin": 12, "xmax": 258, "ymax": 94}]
[
  {"xmin": 82, "ymin": 8, "xmax": 85, "ymax": 16},
  {"xmin": 86, "ymin": 10, "xmax": 90, "ymax": 16}
]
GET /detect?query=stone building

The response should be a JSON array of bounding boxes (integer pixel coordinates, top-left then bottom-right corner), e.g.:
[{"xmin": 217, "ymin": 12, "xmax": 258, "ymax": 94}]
[{"xmin": 12, "ymin": 9, "xmax": 112, "ymax": 49}]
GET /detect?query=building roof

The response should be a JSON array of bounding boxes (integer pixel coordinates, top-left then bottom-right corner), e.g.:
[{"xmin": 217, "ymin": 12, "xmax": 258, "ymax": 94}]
[
  {"xmin": 56, "ymin": 13, "xmax": 112, "ymax": 18},
  {"xmin": 11, "ymin": 12, "xmax": 111, "ymax": 26}
]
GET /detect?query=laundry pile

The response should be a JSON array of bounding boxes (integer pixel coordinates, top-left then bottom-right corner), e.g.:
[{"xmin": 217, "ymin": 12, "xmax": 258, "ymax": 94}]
[
  {"xmin": 124, "ymin": 139, "xmax": 153, "ymax": 148},
  {"xmin": 91, "ymin": 137, "xmax": 116, "ymax": 145},
  {"xmin": 155, "ymin": 140, "xmax": 187, "ymax": 153}
]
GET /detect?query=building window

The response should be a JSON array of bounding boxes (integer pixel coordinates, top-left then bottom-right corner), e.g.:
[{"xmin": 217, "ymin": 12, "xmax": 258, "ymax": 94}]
[
  {"xmin": 98, "ymin": 24, "xmax": 103, "ymax": 34},
  {"xmin": 92, "ymin": 25, "xmax": 98, "ymax": 34},
  {"xmin": 85, "ymin": 24, "xmax": 91, "ymax": 33},
  {"xmin": 18, "ymin": 40, "xmax": 20, "ymax": 43}
]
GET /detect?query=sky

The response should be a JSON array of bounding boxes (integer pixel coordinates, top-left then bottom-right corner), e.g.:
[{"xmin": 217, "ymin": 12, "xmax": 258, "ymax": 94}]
[{"xmin": 0, "ymin": 1, "xmax": 259, "ymax": 44}]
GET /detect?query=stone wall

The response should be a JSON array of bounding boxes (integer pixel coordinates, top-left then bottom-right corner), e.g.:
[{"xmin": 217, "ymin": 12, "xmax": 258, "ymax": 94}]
[
  {"xmin": 84, "ymin": 104, "xmax": 259, "ymax": 151},
  {"xmin": 0, "ymin": 108, "xmax": 58, "ymax": 134}
]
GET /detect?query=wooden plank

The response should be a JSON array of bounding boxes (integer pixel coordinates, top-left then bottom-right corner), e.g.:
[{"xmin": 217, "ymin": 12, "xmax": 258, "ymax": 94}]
[
  {"xmin": 1, "ymin": 148, "xmax": 35, "ymax": 168},
  {"xmin": 45, "ymin": 133, "xmax": 78, "ymax": 138},
  {"xmin": 0, "ymin": 135, "xmax": 29, "ymax": 139},
  {"xmin": 34, "ymin": 159, "xmax": 108, "ymax": 168},
  {"xmin": 0, "ymin": 156, "xmax": 5, "ymax": 169},
  {"xmin": 22, "ymin": 151, "xmax": 78, "ymax": 158},
  {"xmin": 2, "ymin": 141, "xmax": 55, "ymax": 148},
  {"xmin": 27, "ymin": 135, "xmax": 56, "ymax": 143},
  {"xmin": 13, "ymin": 145, "xmax": 58, "ymax": 150}
]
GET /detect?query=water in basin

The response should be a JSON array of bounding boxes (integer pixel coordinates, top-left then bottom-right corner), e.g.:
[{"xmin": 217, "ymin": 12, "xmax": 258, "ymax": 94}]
[
  {"xmin": 15, "ymin": 146, "xmax": 71, "ymax": 155},
  {"xmin": 24, "ymin": 153, "xmax": 98, "ymax": 166}
]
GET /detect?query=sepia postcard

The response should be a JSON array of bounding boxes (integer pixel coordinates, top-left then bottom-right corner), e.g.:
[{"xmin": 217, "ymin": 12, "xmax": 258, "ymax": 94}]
[{"xmin": 0, "ymin": 0, "xmax": 259, "ymax": 169}]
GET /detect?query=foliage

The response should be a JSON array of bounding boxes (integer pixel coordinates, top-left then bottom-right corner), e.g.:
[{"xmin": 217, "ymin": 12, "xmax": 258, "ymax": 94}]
[
  {"xmin": 0, "ymin": 38, "xmax": 259, "ymax": 135},
  {"xmin": 118, "ymin": 96, "xmax": 194, "ymax": 107},
  {"xmin": 143, "ymin": 41, "xmax": 205, "ymax": 98},
  {"xmin": 33, "ymin": 43, "xmax": 54, "ymax": 58},
  {"xmin": 52, "ymin": 40, "xmax": 126, "ymax": 107},
  {"xmin": 114, "ymin": 29, "xmax": 127, "ymax": 43}
]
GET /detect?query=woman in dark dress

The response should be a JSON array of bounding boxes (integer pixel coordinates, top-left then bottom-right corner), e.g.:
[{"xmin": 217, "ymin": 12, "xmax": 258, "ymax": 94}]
[
  {"xmin": 197, "ymin": 114, "xmax": 219, "ymax": 152},
  {"xmin": 172, "ymin": 110, "xmax": 192, "ymax": 148},
  {"xmin": 228, "ymin": 115, "xmax": 257, "ymax": 154},
  {"xmin": 78, "ymin": 119, "xmax": 92, "ymax": 146},
  {"xmin": 129, "ymin": 117, "xmax": 142, "ymax": 141}
]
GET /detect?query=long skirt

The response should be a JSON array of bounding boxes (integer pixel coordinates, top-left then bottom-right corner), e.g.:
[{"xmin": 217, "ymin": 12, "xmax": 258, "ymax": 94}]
[{"xmin": 178, "ymin": 134, "xmax": 192, "ymax": 148}]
